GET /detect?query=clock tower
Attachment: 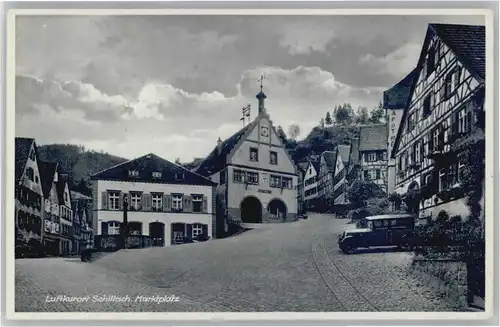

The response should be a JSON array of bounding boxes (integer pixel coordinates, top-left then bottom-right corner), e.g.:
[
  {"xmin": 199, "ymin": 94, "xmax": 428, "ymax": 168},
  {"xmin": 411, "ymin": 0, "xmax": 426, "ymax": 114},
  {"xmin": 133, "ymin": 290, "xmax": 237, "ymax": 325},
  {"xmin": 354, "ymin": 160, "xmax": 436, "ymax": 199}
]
[{"xmin": 256, "ymin": 75, "xmax": 267, "ymax": 115}]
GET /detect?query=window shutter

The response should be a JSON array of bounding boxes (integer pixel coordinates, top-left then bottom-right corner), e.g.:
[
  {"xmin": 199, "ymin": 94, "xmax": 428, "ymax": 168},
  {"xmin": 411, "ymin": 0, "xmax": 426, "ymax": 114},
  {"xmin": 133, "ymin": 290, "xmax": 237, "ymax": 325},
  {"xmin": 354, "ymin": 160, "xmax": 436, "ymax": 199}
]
[
  {"xmin": 202, "ymin": 224, "xmax": 208, "ymax": 237},
  {"xmin": 377, "ymin": 152, "xmax": 383, "ymax": 161},
  {"xmin": 429, "ymin": 132, "xmax": 434, "ymax": 151},
  {"xmin": 203, "ymin": 196, "xmax": 208, "ymax": 213},
  {"xmin": 183, "ymin": 196, "xmax": 191, "ymax": 213},
  {"xmin": 119, "ymin": 193, "xmax": 124, "ymax": 211},
  {"xmin": 364, "ymin": 170, "xmax": 369, "ymax": 180},
  {"xmin": 163, "ymin": 194, "xmax": 171, "ymax": 212},
  {"xmin": 142, "ymin": 193, "xmax": 152, "ymax": 211},
  {"xmin": 186, "ymin": 224, "xmax": 193, "ymax": 240},
  {"xmin": 451, "ymin": 111, "xmax": 458, "ymax": 135},
  {"xmin": 466, "ymin": 110, "xmax": 473, "ymax": 132},
  {"xmin": 101, "ymin": 221, "xmax": 108, "ymax": 235},
  {"xmin": 376, "ymin": 169, "xmax": 381, "ymax": 180},
  {"xmin": 101, "ymin": 192, "xmax": 108, "ymax": 210},
  {"xmin": 420, "ymin": 139, "xmax": 424, "ymax": 162}
]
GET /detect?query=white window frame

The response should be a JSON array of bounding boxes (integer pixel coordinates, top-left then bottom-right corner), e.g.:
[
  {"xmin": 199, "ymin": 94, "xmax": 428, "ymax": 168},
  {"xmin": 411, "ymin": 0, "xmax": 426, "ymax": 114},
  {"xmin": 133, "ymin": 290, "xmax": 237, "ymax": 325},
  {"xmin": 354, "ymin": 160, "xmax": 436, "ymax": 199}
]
[
  {"xmin": 152, "ymin": 193, "xmax": 163, "ymax": 211},
  {"xmin": 192, "ymin": 195, "xmax": 203, "ymax": 213},
  {"xmin": 172, "ymin": 195, "xmax": 183, "ymax": 211},
  {"xmin": 246, "ymin": 172, "xmax": 259, "ymax": 185},
  {"xmin": 152, "ymin": 171, "xmax": 162, "ymax": 178},
  {"xmin": 368, "ymin": 169, "xmax": 377, "ymax": 180},
  {"xmin": 192, "ymin": 224, "xmax": 204, "ymax": 238},
  {"xmin": 233, "ymin": 170, "xmax": 245, "ymax": 183},
  {"xmin": 458, "ymin": 159, "xmax": 466, "ymax": 183},
  {"xmin": 439, "ymin": 168, "xmax": 447, "ymax": 192},
  {"xmin": 458, "ymin": 108, "xmax": 467, "ymax": 133},
  {"xmin": 282, "ymin": 177, "xmax": 292, "ymax": 189},
  {"xmin": 130, "ymin": 193, "xmax": 141, "ymax": 210},
  {"xmin": 367, "ymin": 152, "xmax": 376, "ymax": 162},
  {"xmin": 433, "ymin": 128, "xmax": 440, "ymax": 151},
  {"xmin": 108, "ymin": 222, "xmax": 120, "ymax": 235},
  {"xmin": 270, "ymin": 175, "xmax": 281, "ymax": 188},
  {"xmin": 128, "ymin": 170, "xmax": 139, "ymax": 177},
  {"xmin": 108, "ymin": 192, "xmax": 120, "ymax": 210}
]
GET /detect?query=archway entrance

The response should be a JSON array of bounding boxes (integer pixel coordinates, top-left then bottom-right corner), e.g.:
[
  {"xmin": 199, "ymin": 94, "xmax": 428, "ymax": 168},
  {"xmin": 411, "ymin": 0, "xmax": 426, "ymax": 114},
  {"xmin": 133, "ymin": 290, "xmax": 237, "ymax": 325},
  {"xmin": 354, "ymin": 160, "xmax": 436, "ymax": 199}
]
[
  {"xmin": 149, "ymin": 222, "xmax": 165, "ymax": 247},
  {"xmin": 127, "ymin": 222, "xmax": 143, "ymax": 248},
  {"xmin": 171, "ymin": 223, "xmax": 187, "ymax": 245},
  {"xmin": 268, "ymin": 199, "xmax": 287, "ymax": 220},
  {"xmin": 240, "ymin": 196, "xmax": 262, "ymax": 223}
]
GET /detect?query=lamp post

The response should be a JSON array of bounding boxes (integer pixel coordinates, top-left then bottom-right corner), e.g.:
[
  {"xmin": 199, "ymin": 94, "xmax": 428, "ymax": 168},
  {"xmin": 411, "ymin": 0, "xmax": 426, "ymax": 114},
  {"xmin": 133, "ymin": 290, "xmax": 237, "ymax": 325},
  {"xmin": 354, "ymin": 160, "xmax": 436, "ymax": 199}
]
[{"xmin": 122, "ymin": 194, "xmax": 129, "ymax": 249}]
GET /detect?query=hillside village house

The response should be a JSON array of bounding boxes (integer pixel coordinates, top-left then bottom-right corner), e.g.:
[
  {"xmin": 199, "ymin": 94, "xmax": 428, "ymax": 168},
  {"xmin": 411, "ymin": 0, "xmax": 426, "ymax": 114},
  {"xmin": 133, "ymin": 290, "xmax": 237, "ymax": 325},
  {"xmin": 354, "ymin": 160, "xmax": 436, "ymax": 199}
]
[
  {"xmin": 38, "ymin": 161, "xmax": 62, "ymax": 256},
  {"xmin": 196, "ymin": 85, "xmax": 298, "ymax": 230},
  {"xmin": 15, "ymin": 138, "xmax": 44, "ymax": 251},
  {"xmin": 71, "ymin": 191, "xmax": 94, "ymax": 249},
  {"xmin": 303, "ymin": 160, "xmax": 320, "ymax": 208},
  {"xmin": 358, "ymin": 124, "xmax": 389, "ymax": 193},
  {"xmin": 317, "ymin": 145, "xmax": 350, "ymax": 209},
  {"xmin": 332, "ymin": 145, "xmax": 351, "ymax": 207},
  {"xmin": 296, "ymin": 162, "xmax": 308, "ymax": 215},
  {"xmin": 57, "ymin": 176, "xmax": 73, "ymax": 255},
  {"xmin": 392, "ymin": 23, "xmax": 485, "ymax": 219},
  {"xmin": 91, "ymin": 153, "xmax": 216, "ymax": 248},
  {"xmin": 347, "ymin": 138, "xmax": 360, "ymax": 184},
  {"xmin": 383, "ymin": 69, "xmax": 418, "ymax": 195}
]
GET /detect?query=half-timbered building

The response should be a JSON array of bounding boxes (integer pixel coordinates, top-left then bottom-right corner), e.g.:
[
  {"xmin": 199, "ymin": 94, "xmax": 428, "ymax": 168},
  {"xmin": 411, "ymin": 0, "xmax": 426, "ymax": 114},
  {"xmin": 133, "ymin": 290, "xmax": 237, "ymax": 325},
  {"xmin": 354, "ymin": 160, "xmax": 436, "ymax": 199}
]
[
  {"xmin": 358, "ymin": 124, "xmax": 389, "ymax": 193},
  {"xmin": 391, "ymin": 23, "xmax": 485, "ymax": 219}
]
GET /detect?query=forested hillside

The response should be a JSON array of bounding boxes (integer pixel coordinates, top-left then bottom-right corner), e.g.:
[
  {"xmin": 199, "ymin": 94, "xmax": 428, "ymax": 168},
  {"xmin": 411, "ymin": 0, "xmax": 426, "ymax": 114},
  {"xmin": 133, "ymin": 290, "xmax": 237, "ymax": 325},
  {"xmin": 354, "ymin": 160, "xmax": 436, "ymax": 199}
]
[{"xmin": 37, "ymin": 144, "xmax": 128, "ymax": 196}]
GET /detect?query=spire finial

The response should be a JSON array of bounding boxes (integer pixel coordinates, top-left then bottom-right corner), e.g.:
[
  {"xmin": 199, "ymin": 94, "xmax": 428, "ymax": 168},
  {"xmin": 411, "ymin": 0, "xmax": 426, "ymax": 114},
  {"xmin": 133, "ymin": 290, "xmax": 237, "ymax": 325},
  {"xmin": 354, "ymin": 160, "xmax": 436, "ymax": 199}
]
[{"xmin": 258, "ymin": 74, "xmax": 265, "ymax": 92}]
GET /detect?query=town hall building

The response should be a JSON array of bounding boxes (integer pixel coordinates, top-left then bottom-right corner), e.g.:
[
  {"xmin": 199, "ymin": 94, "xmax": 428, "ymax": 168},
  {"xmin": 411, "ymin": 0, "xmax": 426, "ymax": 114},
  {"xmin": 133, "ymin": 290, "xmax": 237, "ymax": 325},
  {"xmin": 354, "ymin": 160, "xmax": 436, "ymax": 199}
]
[{"xmin": 196, "ymin": 82, "xmax": 298, "ymax": 232}]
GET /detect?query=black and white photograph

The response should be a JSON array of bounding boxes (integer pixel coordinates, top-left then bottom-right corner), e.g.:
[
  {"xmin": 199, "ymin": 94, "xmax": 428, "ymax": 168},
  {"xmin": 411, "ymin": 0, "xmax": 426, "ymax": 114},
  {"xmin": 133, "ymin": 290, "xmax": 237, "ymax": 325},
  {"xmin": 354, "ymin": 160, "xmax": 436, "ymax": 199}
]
[{"xmin": 4, "ymin": 5, "xmax": 495, "ymax": 322}]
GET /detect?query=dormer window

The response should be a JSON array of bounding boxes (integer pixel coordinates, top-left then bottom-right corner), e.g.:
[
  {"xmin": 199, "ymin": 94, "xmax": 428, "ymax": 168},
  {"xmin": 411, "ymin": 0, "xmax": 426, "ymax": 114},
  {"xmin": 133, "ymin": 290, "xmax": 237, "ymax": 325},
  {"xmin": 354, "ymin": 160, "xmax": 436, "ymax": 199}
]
[
  {"xmin": 128, "ymin": 170, "xmax": 139, "ymax": 177},
  {"xmin": 174, "ymin": 171, "xmax": 185, "ymax": 180},
  {"xmin": 152, "ymin": 172, "xmax": 162, "ymax": 179}
]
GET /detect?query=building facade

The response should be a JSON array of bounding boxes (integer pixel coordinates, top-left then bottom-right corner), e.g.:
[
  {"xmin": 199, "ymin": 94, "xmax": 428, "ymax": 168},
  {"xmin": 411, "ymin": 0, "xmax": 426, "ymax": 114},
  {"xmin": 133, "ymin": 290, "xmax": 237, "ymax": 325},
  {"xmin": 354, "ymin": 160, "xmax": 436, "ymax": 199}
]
[
  {"xmin": 196, "ymin": 87, "xmax": 298, "ymax": 228},
  {"xmin": 392, "ymin": 23, "xmax": 485, "ymax": 219},
  {"xmin": 57, "ymin": 177, "xmax": 73, "ymax": 255},
  {"xmin": 358, "ymin": 124, "xmax": 389, "ymax": 193},
  {"xmin": 303, "ymin": 160, "xmax": 320, "ymax": 205},
  {"xmin": 91, "ymin": 153, "xmax": 216, "ymax": 248},
  {"xmin": 296, "ymin": 162, "xmax": 308, "ymax": 215},
  {"xmin": 39, "ymin": 161, "xmax": 62, "ymax": 256},
  {"xmin": 332, "ymin": 145, "xmax": 350, "ymax": 206},
  {"xmin": 383, "ymin": 69, "xmax": 418, "ymax": 195},
  {"xmin": 347, "ymin": 138, "xmax": 360, "ymax": 184},
  {"xmin": 15, "ymin": 138, "xmax": 44, "ymax": 251}
]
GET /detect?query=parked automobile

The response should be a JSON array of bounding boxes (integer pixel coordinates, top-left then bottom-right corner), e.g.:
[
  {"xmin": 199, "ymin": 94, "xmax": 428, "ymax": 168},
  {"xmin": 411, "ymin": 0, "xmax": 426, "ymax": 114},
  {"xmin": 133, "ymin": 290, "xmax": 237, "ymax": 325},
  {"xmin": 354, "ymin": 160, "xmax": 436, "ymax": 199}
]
[
  {"xmin": 15, "ymin": 243, "xmax": 46, "ymax": 258},
  {"xmin": 338, "ymin": 214, "xmax": 415, "ymax": 254}
]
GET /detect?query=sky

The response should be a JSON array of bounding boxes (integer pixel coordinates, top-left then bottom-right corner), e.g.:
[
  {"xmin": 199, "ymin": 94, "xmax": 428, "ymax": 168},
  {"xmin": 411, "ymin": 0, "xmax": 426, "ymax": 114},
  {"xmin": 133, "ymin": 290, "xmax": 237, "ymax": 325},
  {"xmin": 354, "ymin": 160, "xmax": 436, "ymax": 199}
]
[{"xmin": 15, "ymin": 14, "xmax": 485, "ymax": 162}]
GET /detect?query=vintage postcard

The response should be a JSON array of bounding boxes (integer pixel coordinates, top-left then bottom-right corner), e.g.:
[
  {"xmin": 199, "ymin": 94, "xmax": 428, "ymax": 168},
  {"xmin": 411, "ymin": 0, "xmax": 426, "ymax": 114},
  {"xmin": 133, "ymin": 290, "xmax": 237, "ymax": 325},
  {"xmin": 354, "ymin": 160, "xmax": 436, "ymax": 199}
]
[{"xmin": 3, "ymin": 4, "xmax": 496, "ymax": 324}]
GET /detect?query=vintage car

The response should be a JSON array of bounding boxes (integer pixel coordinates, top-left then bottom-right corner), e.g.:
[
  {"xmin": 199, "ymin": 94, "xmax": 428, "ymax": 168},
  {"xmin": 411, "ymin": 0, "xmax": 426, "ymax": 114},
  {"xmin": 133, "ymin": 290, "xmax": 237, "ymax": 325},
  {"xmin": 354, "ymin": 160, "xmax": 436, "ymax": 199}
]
[{"xmin": 338, "ymin": 214, "xmax": 415, "ymax": 254}]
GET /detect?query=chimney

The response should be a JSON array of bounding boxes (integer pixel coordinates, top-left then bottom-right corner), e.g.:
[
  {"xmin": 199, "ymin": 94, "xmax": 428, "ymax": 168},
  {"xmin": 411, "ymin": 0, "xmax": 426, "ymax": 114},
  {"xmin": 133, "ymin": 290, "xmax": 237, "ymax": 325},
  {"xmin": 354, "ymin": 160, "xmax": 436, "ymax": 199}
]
[{"xmin": 216, "ymin": 137, "xmax": 223, "ymax": 155}]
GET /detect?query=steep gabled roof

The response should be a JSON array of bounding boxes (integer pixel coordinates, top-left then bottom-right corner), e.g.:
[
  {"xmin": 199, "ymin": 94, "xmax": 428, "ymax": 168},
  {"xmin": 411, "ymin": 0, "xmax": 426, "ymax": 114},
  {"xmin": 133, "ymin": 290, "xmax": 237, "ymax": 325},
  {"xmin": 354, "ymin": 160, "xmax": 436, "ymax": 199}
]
[
  {"xmin": 391, "ymin": 23, "xmax": 485, "ymax": 158},
  {"xmin": 431, "ymin": 23, "xmax": 485, "ymax": 81},
  {"xmin": 91, "ymin": 153, "xmax": 216, "ymax": 187},
  {"xmin": 196, "ymin": 124, "xmax": 252, "ymax": 177},
  {"xmin": 38, "ymin": 161, "xmax": 58, "ymax": 198},
  {"xmin": 358, "ymin": 124, "xmax": 387, "ymax": 152},
  {"xmin": 383, "ymin": 68, "xmax": 419, "ymax": 110},
  {"xmin": 321, "ymin": 151, "xmax": 337, "ymax": 171},
  {"xmin": 311, "ymin": 160, "xmax": 321, "ymax": 174},
  {"xmin": 15, "ymin": 137, "xmax": 34, "ymax": 182},
  {"xmin": 348, "ymin": 138, "xmax": 360, "ymax": 169},
  {"xmin": 337, "ymin": 145, "xmax": 351, "ymax": 168},
  {"xmin": 56, "ymin": 176, "xmax": 71, "ymax": 205}
]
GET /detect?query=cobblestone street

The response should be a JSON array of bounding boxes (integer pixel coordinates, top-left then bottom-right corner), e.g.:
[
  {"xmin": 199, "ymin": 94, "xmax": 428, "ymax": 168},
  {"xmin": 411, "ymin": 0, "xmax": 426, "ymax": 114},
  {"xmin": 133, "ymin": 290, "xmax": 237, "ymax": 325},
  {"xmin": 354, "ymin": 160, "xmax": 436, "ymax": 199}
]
[{"xmin": 16, "ymin": 214, "xmax": 461, "ymax": 312}]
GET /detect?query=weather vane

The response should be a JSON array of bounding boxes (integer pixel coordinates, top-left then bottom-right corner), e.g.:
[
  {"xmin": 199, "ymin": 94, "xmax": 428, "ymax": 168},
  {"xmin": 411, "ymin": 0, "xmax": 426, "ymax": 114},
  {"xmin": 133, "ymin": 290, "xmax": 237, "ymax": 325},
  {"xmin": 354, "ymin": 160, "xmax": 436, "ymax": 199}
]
[
  {"xmin": 257, "ymin": 75, "xmax": 266, "ymax": 92},
  {"xmin": 240, "ymin": 103, "xmax": 251, "ymax": 127}
]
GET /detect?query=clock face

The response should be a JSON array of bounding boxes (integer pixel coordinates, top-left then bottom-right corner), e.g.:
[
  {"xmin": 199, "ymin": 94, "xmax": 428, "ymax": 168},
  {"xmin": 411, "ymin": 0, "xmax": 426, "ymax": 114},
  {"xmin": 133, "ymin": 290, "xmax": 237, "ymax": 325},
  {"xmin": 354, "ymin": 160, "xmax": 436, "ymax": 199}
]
[{"xmin": 260, "ymin": 126, "xmax": 269, "ymax": 137}]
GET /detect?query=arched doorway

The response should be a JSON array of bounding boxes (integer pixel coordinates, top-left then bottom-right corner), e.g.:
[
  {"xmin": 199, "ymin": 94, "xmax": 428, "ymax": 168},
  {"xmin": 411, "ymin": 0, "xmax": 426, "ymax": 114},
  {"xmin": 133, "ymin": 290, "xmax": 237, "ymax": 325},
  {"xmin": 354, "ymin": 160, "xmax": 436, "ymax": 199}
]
[
  {"xmin": 240, "ymin": 196, "xmax": 262, "ymax": 223},
  {"xmin": 268, "ymin": 199, "xmax": 287, "ymax": 220},
  {"xmin": 406, "ymin": 181, "xmax": 421, "ymax": 215},
  {"xmin": 127, "ymin": 222, "xmax": 143, "ymax": 248},
  {"xmin": 171, "ymin": 223, "xmax": 187, "ymax": 245},
  {"xmin": 149, "ymin": 222, "xmax": 165, "ymax": 247}
]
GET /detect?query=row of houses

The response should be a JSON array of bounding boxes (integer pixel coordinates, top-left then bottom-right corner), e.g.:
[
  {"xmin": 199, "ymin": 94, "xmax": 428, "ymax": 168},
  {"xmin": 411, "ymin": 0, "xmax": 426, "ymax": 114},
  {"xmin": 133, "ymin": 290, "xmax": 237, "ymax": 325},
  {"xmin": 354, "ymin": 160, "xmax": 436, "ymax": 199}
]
[
  {"xmin": 296, "ymin": 123, "xmax": 389, "ymax": 214},
  {"xmin": 15, "ymin": 138, "xmax": 93, "ymax": 256},
  {"xmin": 296, "ymin": 23, "xmax": 485, "ymax": 222}
]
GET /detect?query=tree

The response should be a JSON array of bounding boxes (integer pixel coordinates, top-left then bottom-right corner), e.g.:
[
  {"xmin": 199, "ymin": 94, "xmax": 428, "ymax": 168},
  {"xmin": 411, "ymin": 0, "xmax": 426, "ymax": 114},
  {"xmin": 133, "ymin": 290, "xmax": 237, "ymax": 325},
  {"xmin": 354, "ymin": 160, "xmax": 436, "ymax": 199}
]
[
  {"xmin": 319, "ymin": 118, "xmax": 325, "ymax": 128},
  {"xmin": 325, "ymin": 112, "xmax": 333, "ymax": 125},
  {"xmin": 368, "ymin": 101, "xmax": 386, "ymax": 124},
  {"xmin": 355, "ymin": 106, "xmax": 370, "ymax": 125},
  {"xmin": 335, "ymin": 103, "xmax": 354, "ymax": 125},
  {"xmin": 276, "ymin": 125, "xmax": 288, "ymax": 144},
  {"xmin": 346, "ymin": 179, "xmax": 385, "ymax": 208},
  {"xmin": 288, "ymin": 124, "xmax": 301, "ymax": 140}
]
